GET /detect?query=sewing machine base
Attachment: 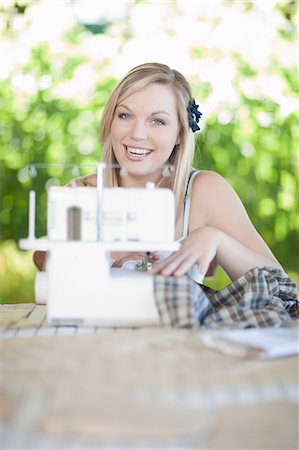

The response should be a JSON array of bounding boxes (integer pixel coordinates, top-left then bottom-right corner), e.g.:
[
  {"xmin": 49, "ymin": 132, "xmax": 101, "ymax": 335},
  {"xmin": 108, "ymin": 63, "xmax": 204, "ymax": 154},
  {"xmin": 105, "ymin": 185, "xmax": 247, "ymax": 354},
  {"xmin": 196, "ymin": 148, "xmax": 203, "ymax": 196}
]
[{"xmin": 39, "ymin": 243, "xmax": 160, "ymax": 327}]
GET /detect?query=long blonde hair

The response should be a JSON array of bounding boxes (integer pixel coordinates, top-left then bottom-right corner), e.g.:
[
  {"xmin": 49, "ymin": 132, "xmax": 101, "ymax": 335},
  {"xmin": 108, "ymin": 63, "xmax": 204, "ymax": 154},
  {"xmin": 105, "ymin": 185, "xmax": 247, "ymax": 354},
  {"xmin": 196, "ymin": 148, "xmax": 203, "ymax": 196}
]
[{"xmin": 100, "ymin": 62, "xmax": 195, "ymax": 216}]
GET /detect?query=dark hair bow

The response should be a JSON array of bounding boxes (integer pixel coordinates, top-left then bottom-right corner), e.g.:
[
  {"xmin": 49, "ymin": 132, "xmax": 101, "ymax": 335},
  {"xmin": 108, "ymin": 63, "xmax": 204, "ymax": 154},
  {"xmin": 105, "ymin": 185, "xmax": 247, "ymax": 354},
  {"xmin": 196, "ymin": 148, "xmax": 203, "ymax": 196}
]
[{"xmin": 187, "ymin": 98, "xmax": 202, "ymax": 132}]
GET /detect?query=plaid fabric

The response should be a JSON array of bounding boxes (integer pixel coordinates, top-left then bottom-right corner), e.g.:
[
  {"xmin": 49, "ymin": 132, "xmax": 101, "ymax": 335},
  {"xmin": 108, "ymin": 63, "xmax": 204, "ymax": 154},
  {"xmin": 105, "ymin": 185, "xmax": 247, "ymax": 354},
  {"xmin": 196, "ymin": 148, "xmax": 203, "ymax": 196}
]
[{"xmin": 154, "ymin": 267, "xmax": 299, "ymax": 328}]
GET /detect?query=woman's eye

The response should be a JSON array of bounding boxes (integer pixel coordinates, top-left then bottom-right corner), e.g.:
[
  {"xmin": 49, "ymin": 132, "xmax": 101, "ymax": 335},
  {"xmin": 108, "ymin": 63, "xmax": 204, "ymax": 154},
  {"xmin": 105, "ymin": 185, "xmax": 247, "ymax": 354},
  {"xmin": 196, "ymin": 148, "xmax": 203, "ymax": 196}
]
[
  {"xmin": 118, "ymin": 113, "xmax": 130, "ymax": 120},
  {"xmin": 152, "ymin": 118, "xmax": 166, "ymax": 126}
]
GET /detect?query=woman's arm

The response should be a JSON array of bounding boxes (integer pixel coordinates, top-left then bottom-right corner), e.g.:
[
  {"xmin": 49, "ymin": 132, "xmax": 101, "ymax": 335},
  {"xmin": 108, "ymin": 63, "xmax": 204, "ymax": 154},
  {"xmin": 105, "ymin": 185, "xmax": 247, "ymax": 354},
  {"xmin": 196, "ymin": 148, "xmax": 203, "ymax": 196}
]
[
  {"xmin": 192, "ymin": 171, "xmax": 280, "ymax": 263},
  {"xmin": 151, "ymin": 171, "xmax": 282, "ymax": 280},
  {"xmin": 215, "ymin": 228, "xmax": 283, "ymax": 280}
]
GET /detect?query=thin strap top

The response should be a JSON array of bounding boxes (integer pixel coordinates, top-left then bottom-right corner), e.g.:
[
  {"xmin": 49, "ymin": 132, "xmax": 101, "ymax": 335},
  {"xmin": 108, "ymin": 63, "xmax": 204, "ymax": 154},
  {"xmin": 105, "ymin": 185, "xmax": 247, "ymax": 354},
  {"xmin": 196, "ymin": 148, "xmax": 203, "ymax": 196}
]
[
  {"xmin": 181, "ymin": 169, "xmax": 203, "ymax": 283},
  {"xmin": 180, "ymin": 169, "xmax": 200, "ymax": 240}
]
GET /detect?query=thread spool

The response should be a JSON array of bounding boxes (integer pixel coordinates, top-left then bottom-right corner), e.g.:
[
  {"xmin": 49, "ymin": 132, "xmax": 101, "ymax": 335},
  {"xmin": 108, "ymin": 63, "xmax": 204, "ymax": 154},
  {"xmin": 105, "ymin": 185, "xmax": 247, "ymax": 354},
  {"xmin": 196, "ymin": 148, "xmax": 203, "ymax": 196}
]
[{"xmin": 67, "ymin": 206, "xmax": 81, "ymax": 240}]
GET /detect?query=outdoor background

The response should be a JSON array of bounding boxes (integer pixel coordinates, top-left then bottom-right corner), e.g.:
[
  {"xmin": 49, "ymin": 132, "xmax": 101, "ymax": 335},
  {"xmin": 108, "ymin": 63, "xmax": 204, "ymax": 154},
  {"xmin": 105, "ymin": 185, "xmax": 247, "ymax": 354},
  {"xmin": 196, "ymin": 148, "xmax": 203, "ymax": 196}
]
[{"xmin": 0, "ymin": 0, "xmax": 298, "ymax": 303}]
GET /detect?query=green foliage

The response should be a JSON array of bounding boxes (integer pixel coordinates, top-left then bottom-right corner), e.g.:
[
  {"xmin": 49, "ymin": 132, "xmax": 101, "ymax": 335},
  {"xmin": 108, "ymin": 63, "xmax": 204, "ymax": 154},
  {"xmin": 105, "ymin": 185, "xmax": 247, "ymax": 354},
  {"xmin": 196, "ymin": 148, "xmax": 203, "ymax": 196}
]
[{"xmin": 0, "ymin": 241, "xmax": 35, "ymax": 303}]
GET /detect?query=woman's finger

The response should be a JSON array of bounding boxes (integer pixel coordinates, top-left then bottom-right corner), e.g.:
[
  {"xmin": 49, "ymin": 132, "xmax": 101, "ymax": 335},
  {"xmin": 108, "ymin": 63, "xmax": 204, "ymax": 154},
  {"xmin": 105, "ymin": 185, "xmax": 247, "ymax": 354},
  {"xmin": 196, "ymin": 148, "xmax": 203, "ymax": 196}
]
[
  {"xmin": 151, "ymin": 251, "xmax": 193, "ymax": 276},
  {"xmin": 149, "ymin": 252, "xmax": 181, "ymax": 274},
  {"xmin": 172, "ymin": 254, "xmax": 199, "ymax": 277}
]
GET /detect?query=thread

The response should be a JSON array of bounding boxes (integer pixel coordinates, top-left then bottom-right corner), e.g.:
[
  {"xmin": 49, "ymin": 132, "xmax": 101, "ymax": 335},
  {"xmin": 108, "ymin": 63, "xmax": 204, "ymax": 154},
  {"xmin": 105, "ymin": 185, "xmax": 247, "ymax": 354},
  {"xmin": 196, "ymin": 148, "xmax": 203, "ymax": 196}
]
[{"xmin": 67, "ymin": 206, "xmax": 81, "ymax": 240}]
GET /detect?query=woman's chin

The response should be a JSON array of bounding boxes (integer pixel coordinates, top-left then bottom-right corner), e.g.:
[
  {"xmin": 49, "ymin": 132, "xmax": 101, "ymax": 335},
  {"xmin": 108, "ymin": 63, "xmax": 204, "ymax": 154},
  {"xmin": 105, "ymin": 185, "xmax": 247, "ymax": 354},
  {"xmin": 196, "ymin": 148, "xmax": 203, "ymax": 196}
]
[{"xmin": 124, "ymin": 165, "xmax": 163, "ymax": 182}]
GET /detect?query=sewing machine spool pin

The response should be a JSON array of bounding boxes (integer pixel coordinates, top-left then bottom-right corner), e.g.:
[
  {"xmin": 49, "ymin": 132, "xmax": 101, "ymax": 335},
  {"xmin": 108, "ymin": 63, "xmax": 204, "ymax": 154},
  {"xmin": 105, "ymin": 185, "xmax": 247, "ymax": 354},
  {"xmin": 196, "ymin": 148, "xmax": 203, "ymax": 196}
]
[{"xmin": 28, "ymin": 190, "xmax": 36, "ymax": 241}]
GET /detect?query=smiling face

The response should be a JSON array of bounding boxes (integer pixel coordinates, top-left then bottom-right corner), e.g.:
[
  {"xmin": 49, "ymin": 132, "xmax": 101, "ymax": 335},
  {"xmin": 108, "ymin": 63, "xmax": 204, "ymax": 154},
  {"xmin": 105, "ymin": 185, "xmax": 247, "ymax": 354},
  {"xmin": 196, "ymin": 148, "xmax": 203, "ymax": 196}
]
[{"xmin": 110, "ymin": 83, "xmax": 180, "ymax": 185}]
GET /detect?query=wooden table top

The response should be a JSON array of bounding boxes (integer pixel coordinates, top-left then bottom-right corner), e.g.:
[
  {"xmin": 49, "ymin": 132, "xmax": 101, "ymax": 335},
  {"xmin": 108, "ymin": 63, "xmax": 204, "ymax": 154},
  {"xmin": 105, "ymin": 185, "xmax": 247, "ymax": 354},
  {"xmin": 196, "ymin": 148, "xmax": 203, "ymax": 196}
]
[{"xmin": 0, "ymin": 303, "xmax": 298, "ymax": 449}]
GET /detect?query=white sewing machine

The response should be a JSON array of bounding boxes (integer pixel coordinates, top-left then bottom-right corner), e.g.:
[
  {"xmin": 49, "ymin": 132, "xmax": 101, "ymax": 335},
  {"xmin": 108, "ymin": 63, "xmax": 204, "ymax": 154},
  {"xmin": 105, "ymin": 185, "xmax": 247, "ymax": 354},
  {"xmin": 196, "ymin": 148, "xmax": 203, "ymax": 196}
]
[{"xmin": 19, "ymin": 163, "xmax": 179, "ymax": 326}]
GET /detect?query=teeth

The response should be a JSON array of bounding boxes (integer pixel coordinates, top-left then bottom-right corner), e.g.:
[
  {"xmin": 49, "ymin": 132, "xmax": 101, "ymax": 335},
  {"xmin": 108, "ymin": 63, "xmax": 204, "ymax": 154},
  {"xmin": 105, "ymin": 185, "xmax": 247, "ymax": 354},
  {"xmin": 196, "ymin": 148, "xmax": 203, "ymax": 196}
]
[{"xmin": 126, "ymin": 146, "xmax": 151, "ymax": 156}]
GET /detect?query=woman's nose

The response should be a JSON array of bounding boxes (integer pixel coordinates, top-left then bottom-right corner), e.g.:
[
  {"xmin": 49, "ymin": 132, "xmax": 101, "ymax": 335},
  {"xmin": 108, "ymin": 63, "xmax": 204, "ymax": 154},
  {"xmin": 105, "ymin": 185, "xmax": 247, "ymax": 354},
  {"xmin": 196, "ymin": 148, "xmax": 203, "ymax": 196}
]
[{"xmin": 130, "ymin": 120, "xmax": 147, "ymax": 141}]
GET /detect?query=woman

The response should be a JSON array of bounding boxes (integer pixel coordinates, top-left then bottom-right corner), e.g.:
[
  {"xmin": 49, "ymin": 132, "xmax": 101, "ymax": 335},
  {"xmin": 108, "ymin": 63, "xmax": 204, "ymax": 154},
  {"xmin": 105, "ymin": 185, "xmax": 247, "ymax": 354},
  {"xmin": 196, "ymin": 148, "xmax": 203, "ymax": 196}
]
[{"xmin": 83, "ymin": 62, "xmax": 282, "ymax": 282}]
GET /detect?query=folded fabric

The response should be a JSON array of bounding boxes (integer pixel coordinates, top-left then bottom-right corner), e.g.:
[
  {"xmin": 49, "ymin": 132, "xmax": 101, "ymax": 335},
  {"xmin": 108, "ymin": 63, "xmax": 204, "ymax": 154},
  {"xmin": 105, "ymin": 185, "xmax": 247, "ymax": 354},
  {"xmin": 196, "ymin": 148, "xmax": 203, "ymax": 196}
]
[{"xmin": 154, "ymin": 267, "xmax": 299, "ymax": 328}]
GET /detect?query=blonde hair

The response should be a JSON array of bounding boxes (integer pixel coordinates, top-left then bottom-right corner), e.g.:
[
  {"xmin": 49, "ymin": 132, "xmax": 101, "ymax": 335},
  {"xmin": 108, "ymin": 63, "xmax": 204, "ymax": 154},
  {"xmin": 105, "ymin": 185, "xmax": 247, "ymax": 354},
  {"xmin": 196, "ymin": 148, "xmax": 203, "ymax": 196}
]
[{"xmin": 100, "ymin": 62, "xmax": 195, "ymax": 216}]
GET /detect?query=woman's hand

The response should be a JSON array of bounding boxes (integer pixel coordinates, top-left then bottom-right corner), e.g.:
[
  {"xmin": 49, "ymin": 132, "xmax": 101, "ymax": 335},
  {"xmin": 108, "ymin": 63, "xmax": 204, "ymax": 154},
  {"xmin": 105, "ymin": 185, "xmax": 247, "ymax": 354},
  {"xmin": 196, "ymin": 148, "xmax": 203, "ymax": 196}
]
[
  {"xmin": 111, "ymin": 251, "xmax": 160, "ymax": 268},
  {"xmin": 150, "ymin": 226, "xmax": 222, "ymax": 277},
  {"xmin": 150, "ymin": 223, "xmax": 282, "ymax": 281}
]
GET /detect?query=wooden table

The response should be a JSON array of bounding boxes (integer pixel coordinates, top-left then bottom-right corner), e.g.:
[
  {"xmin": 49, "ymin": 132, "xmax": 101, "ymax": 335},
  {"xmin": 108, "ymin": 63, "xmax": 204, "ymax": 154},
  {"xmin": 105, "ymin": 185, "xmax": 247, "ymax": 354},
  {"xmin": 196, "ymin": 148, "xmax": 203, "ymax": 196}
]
[{"xmin": 0, "ymin": 303, "xmax": 298, "ymax": 449}]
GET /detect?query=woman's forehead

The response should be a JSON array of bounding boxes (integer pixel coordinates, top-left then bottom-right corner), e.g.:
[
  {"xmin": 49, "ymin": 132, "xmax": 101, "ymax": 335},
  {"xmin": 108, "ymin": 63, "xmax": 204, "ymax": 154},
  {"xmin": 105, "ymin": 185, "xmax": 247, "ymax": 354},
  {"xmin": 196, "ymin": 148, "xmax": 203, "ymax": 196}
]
[{"xmin": 119, "ymin": 83, "xmax": 178, "ymax": 113}]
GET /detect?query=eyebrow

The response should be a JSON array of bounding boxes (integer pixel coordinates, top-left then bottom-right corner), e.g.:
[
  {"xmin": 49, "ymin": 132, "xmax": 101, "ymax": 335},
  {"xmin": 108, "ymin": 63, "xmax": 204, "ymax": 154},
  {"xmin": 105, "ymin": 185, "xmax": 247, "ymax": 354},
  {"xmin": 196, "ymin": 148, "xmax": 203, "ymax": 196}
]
[{"xmin": 117, "ymin": 104, "xmax": 172, "ymax": 117}]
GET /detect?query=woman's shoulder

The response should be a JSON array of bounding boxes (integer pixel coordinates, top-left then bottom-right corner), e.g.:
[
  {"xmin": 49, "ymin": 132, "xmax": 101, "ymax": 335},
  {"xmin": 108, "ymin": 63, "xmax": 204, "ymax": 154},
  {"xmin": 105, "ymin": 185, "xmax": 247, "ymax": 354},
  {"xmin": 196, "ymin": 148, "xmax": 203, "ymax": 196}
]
[
  {"xmin": 191, "ymin": 170, "xmax": 240, "ymax": 208},
  {"xmin": 192, "ymin": 170, "xmax": 230, "ymax": 192}
]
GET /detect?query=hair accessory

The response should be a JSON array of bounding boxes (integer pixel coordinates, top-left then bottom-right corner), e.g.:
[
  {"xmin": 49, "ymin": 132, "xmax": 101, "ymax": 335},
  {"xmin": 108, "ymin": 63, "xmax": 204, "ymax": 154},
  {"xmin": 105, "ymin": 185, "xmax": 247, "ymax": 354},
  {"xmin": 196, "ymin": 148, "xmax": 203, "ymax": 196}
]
[{"xmin": 187, "ymin": 98, "xmax": 202, "ymax": 132}]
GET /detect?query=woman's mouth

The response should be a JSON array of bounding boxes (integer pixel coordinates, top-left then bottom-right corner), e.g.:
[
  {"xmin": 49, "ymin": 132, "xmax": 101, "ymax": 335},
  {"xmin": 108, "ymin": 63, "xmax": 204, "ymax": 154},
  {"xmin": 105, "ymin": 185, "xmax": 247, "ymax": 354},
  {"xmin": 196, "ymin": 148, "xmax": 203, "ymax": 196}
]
[{"xmin": 125, "ymin": 145, "xmax": 153, "ymax": 160}]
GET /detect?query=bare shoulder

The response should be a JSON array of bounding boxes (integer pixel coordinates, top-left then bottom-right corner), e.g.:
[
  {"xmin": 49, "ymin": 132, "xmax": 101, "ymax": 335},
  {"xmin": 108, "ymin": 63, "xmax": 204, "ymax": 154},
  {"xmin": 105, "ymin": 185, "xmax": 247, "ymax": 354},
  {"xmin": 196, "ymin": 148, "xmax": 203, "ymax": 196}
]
[
  {"xmin": 192, "ymin": 170, "xmax": 235, "ymax": 198},
  {"xmin": 190, "ymin": 170, "xmax": 248, "ymax": 226},
  {"xmin": 193, "ymin": 169, "xmax": 230, "ymax": 184}
]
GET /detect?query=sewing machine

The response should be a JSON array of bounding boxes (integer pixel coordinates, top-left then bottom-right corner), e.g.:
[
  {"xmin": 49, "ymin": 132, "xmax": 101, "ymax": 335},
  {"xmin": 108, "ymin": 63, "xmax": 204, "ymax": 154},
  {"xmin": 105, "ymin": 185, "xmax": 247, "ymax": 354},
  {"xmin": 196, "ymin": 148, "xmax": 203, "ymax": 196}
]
[{"xmin": 19, "ymin": 163, "xmax": 179, "ymax": 326}]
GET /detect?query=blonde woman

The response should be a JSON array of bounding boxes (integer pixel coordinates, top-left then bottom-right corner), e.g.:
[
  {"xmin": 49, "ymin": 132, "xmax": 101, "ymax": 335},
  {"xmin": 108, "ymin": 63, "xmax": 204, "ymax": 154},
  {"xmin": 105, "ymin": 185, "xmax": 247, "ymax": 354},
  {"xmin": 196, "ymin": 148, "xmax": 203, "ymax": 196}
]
[{"xmin": 87, "ymin": 62, "xmax": 281, "ymax": 281}]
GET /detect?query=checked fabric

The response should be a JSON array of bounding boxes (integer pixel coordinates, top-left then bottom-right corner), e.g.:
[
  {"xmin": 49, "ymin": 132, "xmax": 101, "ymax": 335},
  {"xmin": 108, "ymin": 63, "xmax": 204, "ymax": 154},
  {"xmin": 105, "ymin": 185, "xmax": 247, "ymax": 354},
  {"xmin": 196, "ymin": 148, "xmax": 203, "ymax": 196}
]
[{"xmin": 154, "ymin": 267, "xmax": 298, "ymax": 328}]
